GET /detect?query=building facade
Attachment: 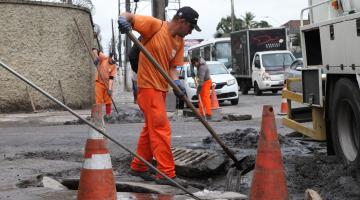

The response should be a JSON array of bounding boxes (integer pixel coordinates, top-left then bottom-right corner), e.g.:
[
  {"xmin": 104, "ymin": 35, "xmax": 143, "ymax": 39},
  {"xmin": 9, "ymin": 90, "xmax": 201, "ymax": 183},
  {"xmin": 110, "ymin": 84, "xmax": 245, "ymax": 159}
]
[{"xmin": 0, "ymin": 0, "xmax": 98, "ymax": 112}]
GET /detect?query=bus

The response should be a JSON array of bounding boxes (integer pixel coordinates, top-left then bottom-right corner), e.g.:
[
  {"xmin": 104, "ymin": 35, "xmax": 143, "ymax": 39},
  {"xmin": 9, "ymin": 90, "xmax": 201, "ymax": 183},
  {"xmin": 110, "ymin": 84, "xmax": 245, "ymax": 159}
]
[{"xmin": 187, "ymin": 38, "xmax": 231, "ymax": 69}]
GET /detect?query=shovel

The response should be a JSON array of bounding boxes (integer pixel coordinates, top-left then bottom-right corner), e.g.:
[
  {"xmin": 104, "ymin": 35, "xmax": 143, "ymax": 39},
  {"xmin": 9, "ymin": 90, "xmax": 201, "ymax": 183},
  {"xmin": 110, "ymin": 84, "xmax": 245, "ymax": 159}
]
[
  {"xmin": 125, "ymin": 31, "xmax": 254, "ymax": 190},
  {"xmin": 73, "ymin": 18, "xmax": 119, "ymax": 115}
]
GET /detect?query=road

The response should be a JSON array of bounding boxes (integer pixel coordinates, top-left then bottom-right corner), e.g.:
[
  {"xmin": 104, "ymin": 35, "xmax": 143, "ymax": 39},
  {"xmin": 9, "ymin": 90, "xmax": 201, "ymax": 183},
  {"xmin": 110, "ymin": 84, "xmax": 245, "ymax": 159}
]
[
  {"xmin": 0, "ymin": 89, "xmax": 291, "ymax": 199},
  {"xmin": 4, "ymin": 84, "xmax": 358, "ymax": 200}
]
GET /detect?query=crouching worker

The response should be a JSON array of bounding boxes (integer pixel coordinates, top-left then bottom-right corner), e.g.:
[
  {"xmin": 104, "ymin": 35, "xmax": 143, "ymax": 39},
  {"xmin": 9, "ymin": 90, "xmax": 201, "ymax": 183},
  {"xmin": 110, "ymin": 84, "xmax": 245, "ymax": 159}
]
[
  {"xmin": 92, "ymin": 48, "xmax": 117, "ymax": 119},
  {"xmin": 118, "ymin": 6, "xmax": 201, "ymax": 188},
  {"xmin": 191, "ymin": 57, "xmax": 212, "ymax": 119}
]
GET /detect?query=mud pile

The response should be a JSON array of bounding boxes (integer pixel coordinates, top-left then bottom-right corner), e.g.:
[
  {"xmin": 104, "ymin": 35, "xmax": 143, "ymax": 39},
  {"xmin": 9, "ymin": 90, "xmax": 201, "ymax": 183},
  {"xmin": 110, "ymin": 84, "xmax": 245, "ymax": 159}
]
[
  {"xmin": 64, "ymin": 107, "xmax": 144, "ymax": 125},
  {"xmin": 201, "ymin": 128, "xmax": 360, "ymax": 199},
  {"xmin": 202, "ymin": 128, "xmax": 259, "ymax": 149},
  {"xmin": 21, "ymin": 150, "xmax": 83, "ymax": 162},
  {"xmin": 64, "ymin": 110, "xmax": 255, "ymax": 125}
]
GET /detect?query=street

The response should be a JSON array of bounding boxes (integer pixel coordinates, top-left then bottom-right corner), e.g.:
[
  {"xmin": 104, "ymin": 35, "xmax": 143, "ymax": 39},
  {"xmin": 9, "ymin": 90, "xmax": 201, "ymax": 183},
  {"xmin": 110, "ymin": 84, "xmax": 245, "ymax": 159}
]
[
  {"xmin": 0, "ymin": 87, "xmax": 284, "ymax": 198},
  {"xmin": 0, "ymin": 86, "xmax": 359, "ymax": 200}
]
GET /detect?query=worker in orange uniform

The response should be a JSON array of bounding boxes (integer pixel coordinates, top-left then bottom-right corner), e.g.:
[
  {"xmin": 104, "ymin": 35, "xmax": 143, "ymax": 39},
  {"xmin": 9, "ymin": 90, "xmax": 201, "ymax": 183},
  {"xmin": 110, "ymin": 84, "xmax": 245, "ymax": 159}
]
[
  {"xmin": 191, "ymin": 57, "xmax": 212, "ymax": 119},
  {"xmin": 92, "ymin": 48, "xmax": 117, "ymax": 119},
  {"xmin": 118, "ymin": 6, "xmax": 201, "ymax": 187}
]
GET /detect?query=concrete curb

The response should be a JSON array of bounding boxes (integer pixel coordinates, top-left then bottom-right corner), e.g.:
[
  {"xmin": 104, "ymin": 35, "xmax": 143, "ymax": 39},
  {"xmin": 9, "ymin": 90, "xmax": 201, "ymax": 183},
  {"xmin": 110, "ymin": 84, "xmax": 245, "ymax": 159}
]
[{"xmin": 0, "ymin": 110, "xmax": 91, "ymax": 127}]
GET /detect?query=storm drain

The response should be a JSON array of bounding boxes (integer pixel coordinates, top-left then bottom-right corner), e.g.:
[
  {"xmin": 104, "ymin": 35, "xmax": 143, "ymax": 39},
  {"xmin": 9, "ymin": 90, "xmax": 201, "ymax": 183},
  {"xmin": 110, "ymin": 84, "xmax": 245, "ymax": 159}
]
[
  {"xmin": 171, "ymin": 147, "xmax": 227, "ymax": 178},
  {"xmin": 172, "ymin": 147, "xmax": 217, "ymax": 166}
]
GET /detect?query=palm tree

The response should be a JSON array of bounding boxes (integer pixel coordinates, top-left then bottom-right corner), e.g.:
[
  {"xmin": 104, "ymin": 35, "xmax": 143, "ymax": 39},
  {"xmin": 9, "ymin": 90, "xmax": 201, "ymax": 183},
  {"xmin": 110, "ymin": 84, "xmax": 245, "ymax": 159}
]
[
  {"xmin": 215, "ymin": 16, "xmax": 244, "ymax": 37},
  {"xmin": 214, "ymin": 12, "xmax": 272, "ymax": 37},
  {"xmin": 242, "ymin": 12, "xmax": 256, "ymax": 29}
]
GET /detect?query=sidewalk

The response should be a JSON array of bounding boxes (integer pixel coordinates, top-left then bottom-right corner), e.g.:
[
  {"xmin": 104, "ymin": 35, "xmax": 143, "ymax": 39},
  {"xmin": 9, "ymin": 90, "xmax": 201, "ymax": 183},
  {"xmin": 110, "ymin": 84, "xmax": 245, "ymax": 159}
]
[{"xmin": 0, "ymin": 71, "xmax": 135, "ymax": 127}]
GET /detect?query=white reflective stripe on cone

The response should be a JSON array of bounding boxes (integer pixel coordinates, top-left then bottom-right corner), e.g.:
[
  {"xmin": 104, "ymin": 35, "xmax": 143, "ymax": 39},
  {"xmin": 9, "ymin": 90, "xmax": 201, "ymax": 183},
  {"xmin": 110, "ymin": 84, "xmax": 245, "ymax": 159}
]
[
  {"xmin": 83, "ymin": 154, "xmax": 112, "ymax": 169},
  {"xmin": 88, "ymin": 127, "xmax": 104, "ymax": 139}
]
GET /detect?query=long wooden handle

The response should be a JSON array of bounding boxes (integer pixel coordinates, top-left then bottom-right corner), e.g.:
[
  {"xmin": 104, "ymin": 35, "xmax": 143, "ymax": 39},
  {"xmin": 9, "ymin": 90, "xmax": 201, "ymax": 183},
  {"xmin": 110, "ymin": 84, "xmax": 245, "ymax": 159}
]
[{"xmin": 73, "ymin": 18, "xmax": 96, "ymax": 61}]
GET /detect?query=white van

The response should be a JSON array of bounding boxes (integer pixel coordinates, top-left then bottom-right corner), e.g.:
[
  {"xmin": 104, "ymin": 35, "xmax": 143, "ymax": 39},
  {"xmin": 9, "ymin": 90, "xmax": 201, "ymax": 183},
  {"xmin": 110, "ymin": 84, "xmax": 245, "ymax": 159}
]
[
  {"xmin": 252, "ymin": 50, "xmax": 295, "ymax": 95},
  {"xmin": 178, "ymin": 61, "xmax": 239, "ymax": 105}
]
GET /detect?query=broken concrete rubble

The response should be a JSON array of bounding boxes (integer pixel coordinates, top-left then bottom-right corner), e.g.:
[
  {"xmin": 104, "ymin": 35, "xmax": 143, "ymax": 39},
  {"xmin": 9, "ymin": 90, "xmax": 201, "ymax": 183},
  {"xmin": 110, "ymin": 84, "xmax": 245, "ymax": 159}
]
[{"xmin": 222, "ymin": 114, "xmax": 252, "ymax": 121}]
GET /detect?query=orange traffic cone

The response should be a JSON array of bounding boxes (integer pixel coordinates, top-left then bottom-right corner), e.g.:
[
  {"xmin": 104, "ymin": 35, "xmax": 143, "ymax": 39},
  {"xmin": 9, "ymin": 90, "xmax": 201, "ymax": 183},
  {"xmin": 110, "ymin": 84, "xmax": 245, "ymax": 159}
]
[
  {"xmin": 279, "ymin": 86, "xmax": 288, "ymax": 115},
  {"xmin": 211, "ymin": 83, "xmax": 220, "ymax": 109},
  {"xmin": 249, "ymin": 105, "xmax": 288, "ymax": 200},
  {"xmin": 78, "ymin": 104, "xmax": 116, "ymax": 200}
]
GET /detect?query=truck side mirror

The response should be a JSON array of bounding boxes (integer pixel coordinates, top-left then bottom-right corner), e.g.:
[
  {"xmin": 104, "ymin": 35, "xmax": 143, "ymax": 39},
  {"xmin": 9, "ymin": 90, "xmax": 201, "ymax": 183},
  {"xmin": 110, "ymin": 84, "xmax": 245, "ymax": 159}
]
[{"xmin": 254, "ymin": 60, "xmax": 261, "ymax": 68}]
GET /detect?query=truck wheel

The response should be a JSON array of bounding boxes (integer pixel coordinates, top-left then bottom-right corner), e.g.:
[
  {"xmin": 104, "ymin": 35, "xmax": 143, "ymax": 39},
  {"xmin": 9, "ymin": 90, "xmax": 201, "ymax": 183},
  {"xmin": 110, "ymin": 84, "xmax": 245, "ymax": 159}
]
[
  {"xmin": 231, "ymin": 98, "xmax": 239, "ymax": 105},
  {"xmin": 240, "ymin": 82, "xmax": 249, "ymax": 95},
  {"xmin": 254, "ymin": 82, "xmax": 262, "ymax": 96},
  {"xmin": 331, "ymin": 78, "xmax": 360, "ymax": 166},
  {"xmin": 241, "ymin": 88, "xmax": 249, "ymax": 95}
]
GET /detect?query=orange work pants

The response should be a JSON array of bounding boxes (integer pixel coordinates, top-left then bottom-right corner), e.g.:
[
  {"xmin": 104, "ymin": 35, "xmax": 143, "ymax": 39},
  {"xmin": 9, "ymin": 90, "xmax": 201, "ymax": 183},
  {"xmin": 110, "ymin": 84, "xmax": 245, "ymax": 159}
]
[
  {"xmin": 95, "ymin": 81, "xmax": 112, "ymax": 105},
  {"xmin": 130, "ymin": 88, "xmax": 175, "ymax": 178},
  {"xmin": 198, "ymin": 79, "xmax": 212, "ymax": 116}
]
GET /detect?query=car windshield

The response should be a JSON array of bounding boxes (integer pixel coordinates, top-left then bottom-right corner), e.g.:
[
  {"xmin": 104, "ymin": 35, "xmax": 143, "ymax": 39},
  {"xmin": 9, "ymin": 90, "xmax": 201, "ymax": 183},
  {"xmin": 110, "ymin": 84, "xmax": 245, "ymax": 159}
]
[
  {"xmin": 208, "ymin": 63, "xmax": 229, "ymax": 75},
  {"xmin": 187, "ymin": 63, "xmax": 228, "ymax": 76},
  {"xmin": 262, "ymin": 53, "xmax": 295, "ymax": 68},
  {"xmin": 214, "ymin": 42, "xmax": 231, "ymax": 68}
]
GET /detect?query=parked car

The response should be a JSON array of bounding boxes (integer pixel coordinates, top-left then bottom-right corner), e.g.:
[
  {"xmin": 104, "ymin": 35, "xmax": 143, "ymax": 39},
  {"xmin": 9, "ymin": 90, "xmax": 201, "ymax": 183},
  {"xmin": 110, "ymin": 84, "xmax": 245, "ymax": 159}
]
[{"xmin": 178, "ymin": 61, "xmax": 239, "ymax": 106}]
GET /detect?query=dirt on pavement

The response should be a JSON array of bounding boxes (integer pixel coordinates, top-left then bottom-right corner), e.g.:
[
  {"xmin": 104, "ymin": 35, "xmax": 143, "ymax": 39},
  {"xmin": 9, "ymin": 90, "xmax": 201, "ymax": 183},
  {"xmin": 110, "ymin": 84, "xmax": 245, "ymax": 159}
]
[{"xmin": 8, "ymin": 126, "xmax": 360, "ymax": 199}]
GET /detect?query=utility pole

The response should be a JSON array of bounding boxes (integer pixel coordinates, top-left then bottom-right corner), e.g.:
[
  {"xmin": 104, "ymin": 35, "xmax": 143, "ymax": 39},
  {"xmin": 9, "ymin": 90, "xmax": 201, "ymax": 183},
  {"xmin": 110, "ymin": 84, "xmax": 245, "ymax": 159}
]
[
  {"xmin": 152, "ymin": 0, "xmax": 174, "ymax": 111},
  {"xmin": 231, "ymin": 0, "xmax": 235, "ymax": 32},
  {"xmin": 152, "ymin": 0, "xmax": 166, "ymax": 20},
  {"xmin": 124, "ymin": 0, "xmax": 131, "ymax": 91},
  {"xmin": 118, "ymin": 0, "xmax": 122, "ymax": 68}
]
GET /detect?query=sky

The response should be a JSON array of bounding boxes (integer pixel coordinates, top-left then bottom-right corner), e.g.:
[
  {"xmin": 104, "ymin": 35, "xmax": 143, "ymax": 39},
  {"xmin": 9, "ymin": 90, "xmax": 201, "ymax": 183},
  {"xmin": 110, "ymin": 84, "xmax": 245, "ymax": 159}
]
[{"xmin": 92, "ymin": 0, "xmax": 308, "ymax": 51}]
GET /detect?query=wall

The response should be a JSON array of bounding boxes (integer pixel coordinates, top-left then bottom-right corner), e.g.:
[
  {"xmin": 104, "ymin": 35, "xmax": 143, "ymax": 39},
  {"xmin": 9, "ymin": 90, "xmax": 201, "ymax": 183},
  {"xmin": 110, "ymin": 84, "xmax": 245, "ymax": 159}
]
[{"xmin": 0, "ymin": 0, "xmax": 97, "ymax": 112}]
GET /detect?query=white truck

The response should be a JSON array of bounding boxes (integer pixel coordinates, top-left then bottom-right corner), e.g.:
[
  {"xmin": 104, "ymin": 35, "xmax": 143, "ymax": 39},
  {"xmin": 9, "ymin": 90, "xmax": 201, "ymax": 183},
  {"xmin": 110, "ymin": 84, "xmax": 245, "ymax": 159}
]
[
  {"xmin": 296, "ymin": 0, "xmax": 360, "ymax": 166},
  {"xmin": 231, "ymin": 28, "xmax": 295, "ymax": 95}
]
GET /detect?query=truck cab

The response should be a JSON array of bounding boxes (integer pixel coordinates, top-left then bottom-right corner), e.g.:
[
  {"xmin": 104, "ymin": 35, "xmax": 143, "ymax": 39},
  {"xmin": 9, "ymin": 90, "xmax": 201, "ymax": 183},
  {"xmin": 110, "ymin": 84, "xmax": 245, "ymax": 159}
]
[
  {"xmin": 230, "ymin": 27, "xmax": 294, "ymax": 95},
  {"xmin": 252, "ymin": 50, "xmax": 295, "ymax": 95}
]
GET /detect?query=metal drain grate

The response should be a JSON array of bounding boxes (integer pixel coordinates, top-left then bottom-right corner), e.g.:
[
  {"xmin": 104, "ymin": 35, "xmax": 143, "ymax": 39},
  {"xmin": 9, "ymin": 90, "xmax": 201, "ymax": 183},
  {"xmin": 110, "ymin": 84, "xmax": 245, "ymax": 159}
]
[{"xmin": 171, "ymin": 147, "xmax": 218, "ymax": 166}]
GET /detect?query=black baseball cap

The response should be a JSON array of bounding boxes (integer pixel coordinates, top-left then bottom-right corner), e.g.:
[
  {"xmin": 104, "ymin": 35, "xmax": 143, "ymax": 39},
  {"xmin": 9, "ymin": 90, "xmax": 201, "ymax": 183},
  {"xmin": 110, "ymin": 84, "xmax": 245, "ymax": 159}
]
[{"xmin": 176, "ymin": 6, "xmax": 201, "ymax": 32}]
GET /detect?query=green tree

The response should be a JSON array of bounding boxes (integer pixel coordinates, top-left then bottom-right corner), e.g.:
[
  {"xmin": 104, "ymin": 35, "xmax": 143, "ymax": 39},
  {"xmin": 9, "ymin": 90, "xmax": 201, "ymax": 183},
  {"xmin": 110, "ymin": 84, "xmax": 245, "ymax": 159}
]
[
  {"xmin": 215, "ymin": 12, "xmax": 272, "ymax": 37},
  {"xmin": 242, "ymin": 12, "xmax": 257, "ymax": 28},
  {"xmin": 242, "ymin": 12, "xmax": 273, "ymax": 28},
  {"xmin": 254, "ymin": 20, "xmax": 272, "ymax": 28},
  {"xmin": 215, "ymin": 16, "xmax": 244, "ymax": 37}
]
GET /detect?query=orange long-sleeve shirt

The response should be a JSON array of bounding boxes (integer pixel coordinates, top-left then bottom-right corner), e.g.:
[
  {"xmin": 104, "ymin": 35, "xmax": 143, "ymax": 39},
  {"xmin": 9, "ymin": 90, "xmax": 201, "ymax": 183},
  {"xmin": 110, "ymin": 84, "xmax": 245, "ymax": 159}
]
[{"xmin": 133, "ymin": 15, "xmax": 184, "ymax": 92}]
